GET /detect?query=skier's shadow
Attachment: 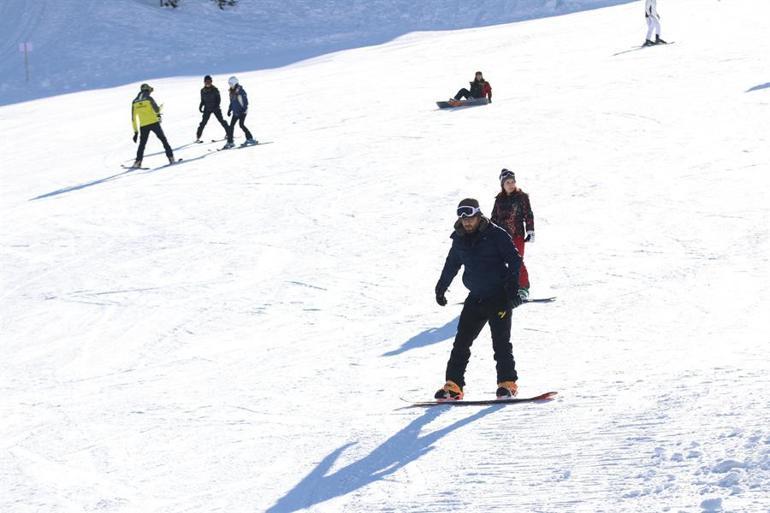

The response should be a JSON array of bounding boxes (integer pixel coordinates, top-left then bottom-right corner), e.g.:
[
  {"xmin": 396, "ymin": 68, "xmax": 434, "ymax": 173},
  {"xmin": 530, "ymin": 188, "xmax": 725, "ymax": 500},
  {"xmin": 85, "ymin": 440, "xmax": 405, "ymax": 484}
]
[
  {"xmin": 381, "ymin": 316, "xmax": 458, "ymax": 357},
  {"xmin": 30, "ymin": 154, "xmax": 210, "ymax": 201},
  {"xmin": 266, "ymin": 404, "xmax": 501, "ymax": 513},
  {"xmin": 30, "ymin": 170, "xmax": 132, "ymax": 200},
  {"xmin": 746, "ymin": 82, "xmax": 770, "ymax": 92}
]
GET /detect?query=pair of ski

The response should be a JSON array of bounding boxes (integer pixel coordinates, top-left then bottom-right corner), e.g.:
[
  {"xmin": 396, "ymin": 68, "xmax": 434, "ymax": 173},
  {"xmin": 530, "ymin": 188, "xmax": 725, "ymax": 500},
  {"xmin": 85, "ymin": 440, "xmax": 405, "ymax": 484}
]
[
  {"xmin": 120, "ymin": 139, "xmax": 271, "ymax": 169},
  {"xmin": 120, "ymin": 159, "xmax": 184, "ymax": 171},
  {"xmin": 214, "ymin": 141, "xmax": 268, "ymax": 152},
  {"xmin": 120, "ymin": 138, "xmax": 224, "ymax": 169},
  {"xmin": 613, "ymin": 41, "xmax": 675, "ymax": 56},
  {"xmin": 403, "ymin": 391, "xmax": 557, "ymax": 408}
]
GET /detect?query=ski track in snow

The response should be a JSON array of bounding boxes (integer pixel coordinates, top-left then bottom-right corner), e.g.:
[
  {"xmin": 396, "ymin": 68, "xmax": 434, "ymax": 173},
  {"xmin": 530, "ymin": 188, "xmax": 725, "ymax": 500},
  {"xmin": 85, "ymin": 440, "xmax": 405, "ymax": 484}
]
[{"xmin": 2, "ymin": 0, "xmax": 770, "ymax": 512}]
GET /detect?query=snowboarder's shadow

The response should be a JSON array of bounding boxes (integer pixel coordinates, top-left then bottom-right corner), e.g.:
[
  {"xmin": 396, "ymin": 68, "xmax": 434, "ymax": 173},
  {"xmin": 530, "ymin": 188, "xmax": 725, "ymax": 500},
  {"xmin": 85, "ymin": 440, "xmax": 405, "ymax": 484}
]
[
  {"xmin": 381, "ymin": 316, "xmax": 458, "ymax": 357},
  {"xmin": 746, "ymin": 82, "xmax": 770, "ymax": 93},
  {"xmin": 266, "ymin": 404, "xmax": 502, "ymax": 513}
]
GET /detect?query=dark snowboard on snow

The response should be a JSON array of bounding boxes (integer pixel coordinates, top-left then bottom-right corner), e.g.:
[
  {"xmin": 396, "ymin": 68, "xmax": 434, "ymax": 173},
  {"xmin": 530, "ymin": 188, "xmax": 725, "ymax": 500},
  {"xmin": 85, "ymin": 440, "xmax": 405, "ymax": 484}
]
[
  {"xmin": 436, "ymin": 97, "xmax": 490, "ymax": 109},
  {"xmin": 403, "ymin": 391, "xmax": 558, "ymax": 408},
  {"xmin": 455, "ymin": 296, "xmax": 556, "ymax": 306}
]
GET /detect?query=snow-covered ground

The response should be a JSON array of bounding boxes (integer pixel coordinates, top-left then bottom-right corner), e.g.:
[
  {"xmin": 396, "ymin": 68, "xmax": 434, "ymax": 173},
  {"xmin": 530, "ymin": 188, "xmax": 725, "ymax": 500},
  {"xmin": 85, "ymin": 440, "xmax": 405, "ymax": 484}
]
[
  {"xmin": 0, "ymin": 0, "xmax": 632, "ymax": 106},
  {"xmin": 2, "ymin": 0, "xmax": 770, "ymax": 512}
]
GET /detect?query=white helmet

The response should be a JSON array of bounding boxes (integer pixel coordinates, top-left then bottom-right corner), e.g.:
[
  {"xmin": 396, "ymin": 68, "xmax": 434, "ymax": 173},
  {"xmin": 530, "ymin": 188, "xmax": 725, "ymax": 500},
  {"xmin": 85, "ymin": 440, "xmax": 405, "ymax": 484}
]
[{"xmin": 228, "ymin": 76, "xmax": 238, "ymax": 87}]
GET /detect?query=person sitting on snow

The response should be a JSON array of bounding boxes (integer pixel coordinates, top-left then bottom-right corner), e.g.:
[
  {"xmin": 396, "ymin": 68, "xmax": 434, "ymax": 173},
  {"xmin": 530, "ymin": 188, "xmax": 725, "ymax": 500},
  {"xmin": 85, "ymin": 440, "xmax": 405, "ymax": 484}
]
[{"xmin": 452, "ymin": 71, "xmax": 493, "ymax": 102}]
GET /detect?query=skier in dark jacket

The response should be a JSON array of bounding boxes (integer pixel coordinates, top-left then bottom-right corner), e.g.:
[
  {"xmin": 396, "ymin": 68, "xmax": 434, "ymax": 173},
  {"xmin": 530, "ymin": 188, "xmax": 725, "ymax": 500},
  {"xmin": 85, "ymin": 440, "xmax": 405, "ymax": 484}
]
[
  {"xmin": 196, "ymin": 75, "xmax": 229, "ymax": 142},
  {"xmin": 452, "ymin": 71, "xmax": 493, "ymax": 102},
  {"xmin": 434, "ymin": 198, "xmax": 523, "ymax": 401},
  {"xmin": 222, "ymin": 76, "xmax": 257, "ymax": 149},
  {"xmin": 130, "ymin": 83, "xmax": 175, "ymax": 168},
  {"xmin": 490, "ymin": 169, "xmax": 535, "ymax": 300}
]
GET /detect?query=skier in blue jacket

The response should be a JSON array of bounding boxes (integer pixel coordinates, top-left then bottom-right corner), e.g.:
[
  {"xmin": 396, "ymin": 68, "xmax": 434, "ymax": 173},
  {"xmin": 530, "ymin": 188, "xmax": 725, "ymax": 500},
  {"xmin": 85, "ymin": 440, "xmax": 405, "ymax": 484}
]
[{"xmin": 222, "ymin": 76, "xmax": 257, "ymax": 149}]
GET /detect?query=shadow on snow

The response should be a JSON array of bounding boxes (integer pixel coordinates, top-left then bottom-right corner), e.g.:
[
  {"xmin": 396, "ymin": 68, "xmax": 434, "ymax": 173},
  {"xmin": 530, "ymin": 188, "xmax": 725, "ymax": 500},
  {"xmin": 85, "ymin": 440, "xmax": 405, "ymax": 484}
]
[
  {"xmin": 266, "ymin": 404, "xmax": 502, "ymax": 513},
  {"xmin": 29, "ymin": 153, "xmax": 209, "ymax": 201},
  {"xmin": 381, "ymin": 316, "xmax": 458, "ymax": 357},
  {"xmin": 746, "ymin": 82, "xmax": 770, "ymax": 92}
]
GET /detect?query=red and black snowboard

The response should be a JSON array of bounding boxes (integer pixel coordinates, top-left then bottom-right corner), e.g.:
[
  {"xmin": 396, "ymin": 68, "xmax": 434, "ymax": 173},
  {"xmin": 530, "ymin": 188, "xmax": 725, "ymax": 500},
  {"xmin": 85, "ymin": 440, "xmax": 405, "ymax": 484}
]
[
  {"xmin": 436, "ymin": 97, "xmax": 489, "ymax": 109},
  {"xmin": 403, "ymin": 391, "xmax": 557, "ymax": 408}
]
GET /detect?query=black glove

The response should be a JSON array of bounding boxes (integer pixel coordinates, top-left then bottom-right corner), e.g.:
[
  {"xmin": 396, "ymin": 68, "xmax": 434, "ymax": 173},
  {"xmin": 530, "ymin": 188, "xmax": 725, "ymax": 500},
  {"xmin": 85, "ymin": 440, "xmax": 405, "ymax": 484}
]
[
  {"xmin": 227, "ymin": 110, "xmax": 232, "ymax": 117},
  {"xmin": 509, "ymin": 294, "xmax": 523, "ymax": 309},
  {"xmin": 435, "ymin": 287, "xmax": 447, "ymax": 307},
  {"xmin": 132, "ymin": 131, "xmax": 138, "ymax": 143}
]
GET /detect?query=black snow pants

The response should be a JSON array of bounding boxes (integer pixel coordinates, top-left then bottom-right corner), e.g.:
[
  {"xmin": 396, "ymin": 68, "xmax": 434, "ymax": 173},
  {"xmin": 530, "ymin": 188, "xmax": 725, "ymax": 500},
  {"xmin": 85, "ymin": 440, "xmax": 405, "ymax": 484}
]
[
  {"xmin": 454, "ymin": 88, "xmax": 479, "ymax": 101},
  {"xmin": 137, "ymin": 122, "xmax": 173, "ymax": 161},
  {"xmin": 197, "ymin": 108, "xmax": 229, "ymax": 139},
  {"xmin": 445, "ymin": 292, "xmax": 517, "ymax": 388},
  {"xmin": 227, "ymin": 112, "xmax": 253, "ymax": 143}
]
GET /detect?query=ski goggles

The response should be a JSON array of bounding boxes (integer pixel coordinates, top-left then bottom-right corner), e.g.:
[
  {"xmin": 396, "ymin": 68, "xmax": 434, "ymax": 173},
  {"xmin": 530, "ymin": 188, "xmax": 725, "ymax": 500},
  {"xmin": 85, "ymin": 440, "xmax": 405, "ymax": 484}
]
[
  {"xmin": 457, "ymin": 206, "xmax": 481, "ymax": 218},
  {"xmin": 499, "ymin": 168, "xmax": 515, "ymax": 183}
]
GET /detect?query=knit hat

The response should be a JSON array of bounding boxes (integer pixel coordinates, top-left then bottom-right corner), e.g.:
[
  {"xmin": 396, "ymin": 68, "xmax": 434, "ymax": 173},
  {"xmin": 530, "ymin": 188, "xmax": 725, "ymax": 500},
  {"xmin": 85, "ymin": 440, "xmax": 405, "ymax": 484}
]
[
  {"xmin": 499, "ymin": 168, "xmax": 516, "ymax": 185},
  {"xmin": 456, "ymin": 198, "xmax": 481, "ymax": 218},
  {"xmin": 204, "ymin": 75, "xmax": 212, "ymax": 82},
  {"xmin": 140, "ymin": 83, "xmax": 153, "ymax": 92}
]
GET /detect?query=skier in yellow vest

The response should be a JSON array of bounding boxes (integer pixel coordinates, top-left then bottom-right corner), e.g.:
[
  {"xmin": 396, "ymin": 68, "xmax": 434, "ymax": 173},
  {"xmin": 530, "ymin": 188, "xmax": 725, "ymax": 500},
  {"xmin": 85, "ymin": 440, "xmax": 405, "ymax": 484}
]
[{"xmin": 131, "ymin": 83, "xmax": 175, "ymax": 168}]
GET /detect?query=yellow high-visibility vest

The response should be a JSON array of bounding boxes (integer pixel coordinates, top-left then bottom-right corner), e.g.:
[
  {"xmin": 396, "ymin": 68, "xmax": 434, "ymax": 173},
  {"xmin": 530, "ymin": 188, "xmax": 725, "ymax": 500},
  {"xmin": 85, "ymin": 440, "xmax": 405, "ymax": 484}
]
[{"xmin": 131, "ymin": 96, "xmax": 161, "ymax": 131}]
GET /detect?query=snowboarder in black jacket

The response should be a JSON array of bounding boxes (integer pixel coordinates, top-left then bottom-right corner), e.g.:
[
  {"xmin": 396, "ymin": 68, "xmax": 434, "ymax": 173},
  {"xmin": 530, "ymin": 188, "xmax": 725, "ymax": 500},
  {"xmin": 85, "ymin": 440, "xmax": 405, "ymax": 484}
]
[
  {"xmin": 196, "ymin": 75, "xmax": 229, "ymax": 142},
  {"xmin": 434, "ymin": 198, "xmax": 523, "ymax": 401}
]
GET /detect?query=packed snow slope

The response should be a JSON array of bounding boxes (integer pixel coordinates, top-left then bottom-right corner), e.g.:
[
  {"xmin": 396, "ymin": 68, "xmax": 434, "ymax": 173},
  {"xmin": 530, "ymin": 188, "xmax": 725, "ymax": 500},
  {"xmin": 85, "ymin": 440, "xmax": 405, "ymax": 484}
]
[
  {"xmin": 0, "ymin": 0, "xmax": 633, "ymax": 106},
  {"xmin": 2, "ymin": 1, "xmax": 770, "ymax": 512}
]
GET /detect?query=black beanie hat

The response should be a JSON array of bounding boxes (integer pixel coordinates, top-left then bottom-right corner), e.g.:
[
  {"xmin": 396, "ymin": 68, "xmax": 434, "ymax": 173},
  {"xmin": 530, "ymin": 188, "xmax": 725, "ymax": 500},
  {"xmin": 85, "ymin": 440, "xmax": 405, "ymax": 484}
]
[
  {"xmin": 499, "ymin": 168, "xmax": 516, "ymax": 185},
  {"xmin": 458, "ymin": 198, "xmax": 480, "ymax": 209},
  {"xmin": 204, "ymin": 75, "xmax": 212, "ymax": 82}
]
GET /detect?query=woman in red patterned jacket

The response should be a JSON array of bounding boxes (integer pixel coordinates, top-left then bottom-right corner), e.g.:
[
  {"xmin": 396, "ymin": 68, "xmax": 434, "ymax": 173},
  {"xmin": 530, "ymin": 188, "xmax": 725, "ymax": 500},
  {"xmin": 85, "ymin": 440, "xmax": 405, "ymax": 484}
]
[{"xmin": 490, "ymin": 169, "xmax": 535, "ymax": 300}]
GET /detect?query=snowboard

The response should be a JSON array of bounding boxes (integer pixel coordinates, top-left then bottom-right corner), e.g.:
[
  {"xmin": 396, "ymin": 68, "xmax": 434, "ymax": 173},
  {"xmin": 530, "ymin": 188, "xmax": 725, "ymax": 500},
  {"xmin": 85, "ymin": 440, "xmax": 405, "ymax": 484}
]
[
  {"xmin": 523, "ymin": 296, "xmax": 556, "ymax": 303},
  {"xmin": 403, "ymin": 391, "xmax": 558, "ymax": 408},
  {"xmin": 436, "ymin": 97, "xmax": 489, "ymax": 109},
  {"xmin": 454, "ymin": 296, "xmax": 556, "ymax": 306}
]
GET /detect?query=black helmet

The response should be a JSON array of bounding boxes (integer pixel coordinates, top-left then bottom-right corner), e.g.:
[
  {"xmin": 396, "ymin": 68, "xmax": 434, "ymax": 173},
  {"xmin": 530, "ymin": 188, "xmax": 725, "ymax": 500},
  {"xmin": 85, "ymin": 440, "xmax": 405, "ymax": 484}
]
[{"xmin": 140, "ymin": 83, "xmax": 153, "ymax": 92}]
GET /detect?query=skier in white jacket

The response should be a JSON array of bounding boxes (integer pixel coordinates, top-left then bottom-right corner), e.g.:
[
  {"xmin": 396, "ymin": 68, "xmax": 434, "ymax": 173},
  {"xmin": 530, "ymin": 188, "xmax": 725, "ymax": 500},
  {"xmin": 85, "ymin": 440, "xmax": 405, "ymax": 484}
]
[{"xmin": 644, "ymin": 0, "xmax": 667, "ymax": 46}]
